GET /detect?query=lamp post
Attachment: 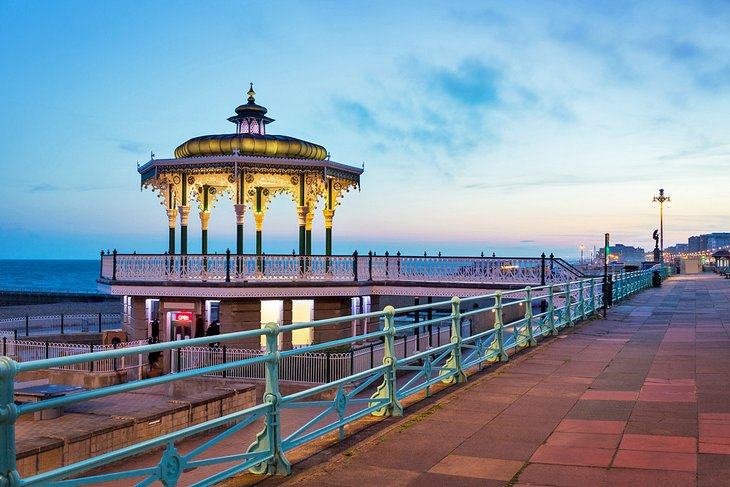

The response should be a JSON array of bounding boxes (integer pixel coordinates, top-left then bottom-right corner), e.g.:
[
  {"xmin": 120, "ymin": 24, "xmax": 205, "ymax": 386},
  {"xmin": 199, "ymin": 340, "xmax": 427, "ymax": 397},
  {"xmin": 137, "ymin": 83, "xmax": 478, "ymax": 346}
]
[
  {"xmin": 651, "ymin": 188, "xmax": 671, "ymax": 264},
  {"xmin": 580, "ymin": 244, "xmax": 584, "ymax": 266}
]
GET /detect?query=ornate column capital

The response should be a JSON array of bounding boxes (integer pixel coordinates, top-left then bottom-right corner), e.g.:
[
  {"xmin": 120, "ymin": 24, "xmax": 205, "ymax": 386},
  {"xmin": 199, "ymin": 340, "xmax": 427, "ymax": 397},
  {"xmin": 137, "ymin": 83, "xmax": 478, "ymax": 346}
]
[
  {"xmin": 254, "ymin": 211, "xmax": 265, "ymax": 232},
  {"xmin": 323, "ymin": 208, "xmax": 335, "ymax": 229},
  {"xmin": 296, "ymin": 206, "xmax": 309, "ymax": 226},
  {"xmin": 234, "ymin": 204, "xmax": 246, "ymax": 225},
  {"xmin": 178, "ymin": 205, "xmax": 190, "ymax": 225},
  {"xmin": 166, "ymin": 208, "xmax": 178, "ymax": 228},
  {"xmin": 199, "ymin": 210, "xmax": 211, "ymax": 231},
  {"xmin": 305, "ymin": 210, "xmax": 314, "ymax": 231}
]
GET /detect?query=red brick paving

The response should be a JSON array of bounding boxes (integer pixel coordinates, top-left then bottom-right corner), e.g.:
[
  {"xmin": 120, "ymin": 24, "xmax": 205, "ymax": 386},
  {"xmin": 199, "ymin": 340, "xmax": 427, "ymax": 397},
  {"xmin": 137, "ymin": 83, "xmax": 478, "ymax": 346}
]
[{"xmin": 279, "ymin": 274, "xmax": 730, "ymax": 487}]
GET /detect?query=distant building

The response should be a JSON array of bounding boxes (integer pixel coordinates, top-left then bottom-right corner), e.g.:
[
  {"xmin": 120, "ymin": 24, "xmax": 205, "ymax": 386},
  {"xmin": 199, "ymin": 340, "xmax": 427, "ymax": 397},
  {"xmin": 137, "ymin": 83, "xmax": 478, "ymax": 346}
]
[
  {"xmin": 665, "ymin": 243, "xmax": 688, "ymax": 254},
  {"xmin": 597, "ymin": 244, "xmax": 646, "ymax": 263},
  {"xmin": 687, "ymin": 233, "xmax": 730, "ymax": 252},
  {"xmin": 689, "ymin": 236, "xmax": 701, "ymax": 252}
]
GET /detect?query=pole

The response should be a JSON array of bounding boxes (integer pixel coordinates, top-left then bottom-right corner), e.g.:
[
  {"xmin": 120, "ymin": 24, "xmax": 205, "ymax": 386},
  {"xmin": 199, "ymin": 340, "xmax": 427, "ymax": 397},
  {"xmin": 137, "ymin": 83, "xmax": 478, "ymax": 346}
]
[
  {"xmin": 660, "ymin": 199, "xmax": 664, "ymax": 264},
  {"xmin": 603, "ymin": 233, "xmax": 610, "ymax": 318}
]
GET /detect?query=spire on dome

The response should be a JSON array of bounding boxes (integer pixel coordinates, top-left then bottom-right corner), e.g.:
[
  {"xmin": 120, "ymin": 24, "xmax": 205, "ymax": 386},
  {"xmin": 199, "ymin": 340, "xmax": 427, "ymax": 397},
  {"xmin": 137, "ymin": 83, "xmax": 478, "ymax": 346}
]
[{"xmin": 247, "ymin": 83, "xmax": 255, "ymax": 103}]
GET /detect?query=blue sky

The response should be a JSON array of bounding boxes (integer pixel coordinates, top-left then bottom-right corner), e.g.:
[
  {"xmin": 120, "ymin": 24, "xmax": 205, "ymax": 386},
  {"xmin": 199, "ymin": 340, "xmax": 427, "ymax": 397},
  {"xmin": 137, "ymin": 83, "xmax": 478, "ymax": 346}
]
[{"xmin": 1, "ymin": 0, "xmax": 729, "ymax": 259}]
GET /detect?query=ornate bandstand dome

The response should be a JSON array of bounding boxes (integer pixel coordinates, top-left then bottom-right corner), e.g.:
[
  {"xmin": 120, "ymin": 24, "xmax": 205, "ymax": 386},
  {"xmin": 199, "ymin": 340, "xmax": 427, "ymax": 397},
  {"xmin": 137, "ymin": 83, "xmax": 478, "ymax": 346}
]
[{"xmin": 174, "ymin": 84, "xmax": 328, "ymax": 160}]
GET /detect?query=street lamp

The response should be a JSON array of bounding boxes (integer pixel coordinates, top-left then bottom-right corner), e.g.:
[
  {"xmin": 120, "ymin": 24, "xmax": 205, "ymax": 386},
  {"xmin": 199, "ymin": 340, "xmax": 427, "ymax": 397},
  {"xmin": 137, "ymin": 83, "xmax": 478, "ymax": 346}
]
[
  {"xmin": 651, "ymin": 188, "xmax": 671, "ymax": 263},
  {"xmin": 580, "ymin": 244, "xmax": 584, "ymax": 265}
]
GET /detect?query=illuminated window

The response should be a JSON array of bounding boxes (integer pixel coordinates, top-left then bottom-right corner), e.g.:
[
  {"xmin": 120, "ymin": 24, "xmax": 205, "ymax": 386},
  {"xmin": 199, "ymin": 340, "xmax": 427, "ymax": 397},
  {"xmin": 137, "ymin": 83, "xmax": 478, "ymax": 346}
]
[
  {"xmin": 260, "ymin": 300, "xmax": 283, "ymax": 350},
  {"xmin": 291, "ymin": 300, "xmax": 314, "ymax": 348}
]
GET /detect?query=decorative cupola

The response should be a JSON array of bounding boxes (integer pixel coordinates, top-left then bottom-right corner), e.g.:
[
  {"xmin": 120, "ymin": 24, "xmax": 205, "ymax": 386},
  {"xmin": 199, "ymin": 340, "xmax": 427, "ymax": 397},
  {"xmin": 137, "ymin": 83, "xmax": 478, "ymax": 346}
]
[{"xmin": 227, "ymin": 83, "xmax": 275, "ymax": 135}]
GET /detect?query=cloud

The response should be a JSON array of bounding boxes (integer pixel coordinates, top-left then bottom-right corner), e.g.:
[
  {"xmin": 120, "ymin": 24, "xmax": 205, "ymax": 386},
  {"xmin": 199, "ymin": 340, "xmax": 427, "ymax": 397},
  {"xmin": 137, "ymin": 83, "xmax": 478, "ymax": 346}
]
[
  {"xmin": 117, "ymin": 140, "xmax": 146, "ymax": 153},
  {"xmin": 30, "ymin": 183, "xmax": 61, "ymax": 192},
  {"xmin": 428, "ymin": 59, "xmax": 501, "ymax": 107},
  {"xmin": 333, "ymin": 101, "xmax": 377, "ymax": 131},
  {"xmin": 29, "ymin": 183, "xmax": 115, "ymax": 193}
]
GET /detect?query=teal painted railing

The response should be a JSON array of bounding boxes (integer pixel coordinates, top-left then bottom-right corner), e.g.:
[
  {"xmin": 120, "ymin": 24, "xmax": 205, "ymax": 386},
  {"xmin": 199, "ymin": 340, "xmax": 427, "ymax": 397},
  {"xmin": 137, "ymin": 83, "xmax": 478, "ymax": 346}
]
[{"xmin": 0, "ymin": 268, "xmax": 665, "ymax": 486}]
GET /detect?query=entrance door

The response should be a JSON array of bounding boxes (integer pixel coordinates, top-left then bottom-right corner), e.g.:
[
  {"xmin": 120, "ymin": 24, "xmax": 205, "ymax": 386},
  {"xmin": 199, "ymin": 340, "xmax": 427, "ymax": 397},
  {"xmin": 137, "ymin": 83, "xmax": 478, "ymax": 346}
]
[{"xmin": 168, "ymin": 311, "xmax": 193, "ymax": 341}]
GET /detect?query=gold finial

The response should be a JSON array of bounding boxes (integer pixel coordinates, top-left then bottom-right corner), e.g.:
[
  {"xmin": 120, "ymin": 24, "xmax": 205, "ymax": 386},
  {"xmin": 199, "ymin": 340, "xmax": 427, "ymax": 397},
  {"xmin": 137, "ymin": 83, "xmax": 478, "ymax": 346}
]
[{"xmin": 247, "ymin": 82, "xmax": 256, "ymax": 102}]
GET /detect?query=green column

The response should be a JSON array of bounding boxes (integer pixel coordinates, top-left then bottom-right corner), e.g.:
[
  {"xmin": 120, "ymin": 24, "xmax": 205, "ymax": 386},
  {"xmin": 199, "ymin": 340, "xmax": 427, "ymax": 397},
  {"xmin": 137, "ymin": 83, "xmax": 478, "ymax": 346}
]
[
  {"xmin": 201, "ymin": 185, "xmax": 210, "ymax": 254},
  {"xmin": 168, "ymin": 228, "xmax": 175, "ymax": 255}
]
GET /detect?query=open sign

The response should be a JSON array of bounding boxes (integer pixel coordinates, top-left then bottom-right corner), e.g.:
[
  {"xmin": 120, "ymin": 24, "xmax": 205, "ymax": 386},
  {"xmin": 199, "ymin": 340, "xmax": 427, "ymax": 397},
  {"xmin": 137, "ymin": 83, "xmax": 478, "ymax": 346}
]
[{"xmin": 172, "ymin": 312, "xmax": 193, "ymax": 322}]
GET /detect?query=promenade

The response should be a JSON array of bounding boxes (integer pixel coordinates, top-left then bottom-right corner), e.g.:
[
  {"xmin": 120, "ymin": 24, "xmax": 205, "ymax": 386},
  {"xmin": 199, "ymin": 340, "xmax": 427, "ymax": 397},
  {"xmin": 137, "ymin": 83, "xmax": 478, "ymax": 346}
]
[{"xmin": 274, "ymin": 273, "xmax": 730, "ymax": 487}]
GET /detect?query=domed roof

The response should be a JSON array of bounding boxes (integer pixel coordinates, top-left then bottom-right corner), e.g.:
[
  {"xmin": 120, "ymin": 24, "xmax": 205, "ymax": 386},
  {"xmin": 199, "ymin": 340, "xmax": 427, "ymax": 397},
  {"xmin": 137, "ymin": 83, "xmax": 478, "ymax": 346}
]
[
  {"xmin": 174, "ymin": 134, "xmax": 327, "ymax": 159},
  {"xmin": 712, "ymin": 250, "xmax": 730, "ymax": 258},
  {"xmin": 174, "ymin": 84, "xmax": 327, "ymax": 160}
]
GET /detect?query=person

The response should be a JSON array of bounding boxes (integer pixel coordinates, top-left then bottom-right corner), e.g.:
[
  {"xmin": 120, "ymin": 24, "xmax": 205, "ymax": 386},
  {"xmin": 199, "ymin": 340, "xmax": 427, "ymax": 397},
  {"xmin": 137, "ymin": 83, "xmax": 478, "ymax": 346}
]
[
  {"xmin": 142, "ymin": 351, "xmax": 163, "ymax": 379},
  {"xmin": 150, "ymin": 320, "xmax": 160, "ymax": 343},
  {"xmin": 206, "ymin": 320, "xmax": 221, "ymax": 347}
]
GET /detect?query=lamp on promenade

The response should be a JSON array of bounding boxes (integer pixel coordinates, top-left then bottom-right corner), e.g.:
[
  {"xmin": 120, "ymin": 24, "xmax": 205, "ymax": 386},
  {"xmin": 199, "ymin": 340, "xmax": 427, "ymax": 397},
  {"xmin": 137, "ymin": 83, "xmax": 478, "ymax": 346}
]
[
  {"xmin": 651, "ymin": 188, "xmax": 671, "ymax": 263},
  {"xmin": 580, "ymin": 244, "xmax": 584, "ymax": 266}
]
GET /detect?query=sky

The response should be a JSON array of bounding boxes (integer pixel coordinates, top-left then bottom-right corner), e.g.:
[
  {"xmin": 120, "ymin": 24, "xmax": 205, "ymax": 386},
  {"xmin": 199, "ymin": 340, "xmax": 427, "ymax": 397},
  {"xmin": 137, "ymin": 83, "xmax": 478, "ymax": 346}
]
[{"xmin": 1, "ymin": 0, "xmax": 729, "ymax": 260}]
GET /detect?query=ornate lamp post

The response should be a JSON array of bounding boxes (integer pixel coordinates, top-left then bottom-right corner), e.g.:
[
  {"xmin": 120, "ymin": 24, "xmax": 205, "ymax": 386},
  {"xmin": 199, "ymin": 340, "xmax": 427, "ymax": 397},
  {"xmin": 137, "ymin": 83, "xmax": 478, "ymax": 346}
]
[
  {"xmin": 651, "ymin": 189, "xmax": 671, "ymax": 263},
  {"xmin": 579, "ymin": 244, "xmax": 584, "ymax": 266}
]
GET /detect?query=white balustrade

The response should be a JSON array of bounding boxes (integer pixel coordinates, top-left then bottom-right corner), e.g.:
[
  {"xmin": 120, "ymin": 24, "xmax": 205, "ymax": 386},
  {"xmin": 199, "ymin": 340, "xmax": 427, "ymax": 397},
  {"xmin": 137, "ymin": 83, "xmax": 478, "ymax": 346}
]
[{"xmin": 102, "ymin": 253, "xmax": 586, "ymax": 286}]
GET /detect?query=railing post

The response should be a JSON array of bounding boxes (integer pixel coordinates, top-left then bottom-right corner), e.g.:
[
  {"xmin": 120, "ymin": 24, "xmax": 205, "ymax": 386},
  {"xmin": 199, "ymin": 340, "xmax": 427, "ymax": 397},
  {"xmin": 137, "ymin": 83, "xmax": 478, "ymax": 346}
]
[
  {"xmin": 112, "ymin": 249, "xmax": 118, "ymax": 281},
  {"xmin": 326, "ymin": 351, "xmax": 331, "ymax": 383},
  {"xmin": 353, "ymin": 251, "xmax": 358, "ymax": 281},
  {"xmin": 385, "ymin": 251, "xmax": 389, "ymax": 279},
  {"xmin": 225, "ymin": 249, "xmax": 231, "ymax": 283},
  {"xmin": 222, "ymin": 345, "xmax": 228, "ymax": 379},
  {"xmin": 113, "ymin": 342, "xmax": 118, "ymax": 372},
  {"xmin": 60, "ymin": 313, "xmax": 64, "ymax": 335},
  {"xmin": 25, "ymin": 316, "xmax": 29, "ymax": 337},
  {"xmin": 548, "ymin": 284, "xmax": 557, "ymax": 335},
  {"xmin": 176, "ymin": 348, "xmax": 182, "ymax": 373},
  {"xmin": 565, "ymin": 282, "xmax": 574, "ymax": 327},
  {"xmin": 2, "ymin": 337, "xmax": 5, "ymax": 356},
  {"xmin": 89, "ymin": 344, "xmax": 94, "ymax": 372},
  {"xmin": 370, "ymin": 306, "xmax": 403, "ymax": 417},
  {"xmin": 99, "ymin": 249, "xmax": 105, "ymax": 278},
  {"xmin": 440, "ymin": 297, "xmax": 466, "ymax": 384},
  {"xmin": 496, "ymin": 292, "xmax": 508, "ymax": 361},
  {"xmin": 591, "ymin": 279, "xmax": 599, "ymax": 317},
  {"xmin": 247, "ymin": 322, "xmax": 290, "ymax": 475},
  {"xmin": 45, "ymin": 340, "xmax": 49, "ymax": 360},
  {"xmin": 98, "ymin": 313, "xmax": 102, "ymax": 333},
  {"xmin": 0, "ymin": 357, "xmax": 20, "ymax": 486},
  {"xmin": 368, "ymin": 251, "xmax": 373, "ymax": 280},
  {"xmin": 541, "ymin": 252, "xmax": 546, "ymax": 285},
  {"xmin": 524, "ymin": 287, "xmax": 536, "ymax": 346},
  {"xmin": 579, "ymin": 280, "xmax": 586, "ymax": 320}
]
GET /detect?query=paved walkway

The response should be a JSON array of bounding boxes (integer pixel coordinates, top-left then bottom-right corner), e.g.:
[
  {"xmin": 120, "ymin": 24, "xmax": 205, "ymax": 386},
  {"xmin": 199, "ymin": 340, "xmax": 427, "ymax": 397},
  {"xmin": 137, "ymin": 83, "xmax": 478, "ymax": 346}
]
[{"xmin": 275, "ymin": 274, "xmax": 730, "ymax": 487}]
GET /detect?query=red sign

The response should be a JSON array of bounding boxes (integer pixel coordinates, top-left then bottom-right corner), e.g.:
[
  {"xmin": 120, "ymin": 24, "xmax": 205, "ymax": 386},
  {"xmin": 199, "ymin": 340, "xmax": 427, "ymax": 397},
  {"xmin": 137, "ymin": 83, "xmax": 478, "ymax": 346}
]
[{"xmin": 172, "ymin": 312, "xmax": 193, "ymax": 322}]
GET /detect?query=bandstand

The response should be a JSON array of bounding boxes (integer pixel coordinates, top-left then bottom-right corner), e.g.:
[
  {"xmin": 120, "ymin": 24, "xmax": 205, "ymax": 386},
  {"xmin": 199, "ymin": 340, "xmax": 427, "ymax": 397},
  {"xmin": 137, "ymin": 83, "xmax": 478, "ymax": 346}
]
[{"xmin": 139, "ymin": 84, "xmax": 362, "ymax": 257}]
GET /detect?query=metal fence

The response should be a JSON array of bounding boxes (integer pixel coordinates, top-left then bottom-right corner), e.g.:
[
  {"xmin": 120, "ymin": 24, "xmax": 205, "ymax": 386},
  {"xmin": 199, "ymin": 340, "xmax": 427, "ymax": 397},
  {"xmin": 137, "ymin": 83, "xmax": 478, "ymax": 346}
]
[
  {"xmin": 3, "ymin": 338, "xmax": 147, "ymax": 372},
  {"xmin": 171, "ymin": 321, "xmax": 461, "ymax": 384},
  {"xmin": 0, "ymin": 268, "xmax": 665, "ymax": 486},
  {"xmin": 0, "ymin": 313, "xmax": 122, "ymax": 337}
]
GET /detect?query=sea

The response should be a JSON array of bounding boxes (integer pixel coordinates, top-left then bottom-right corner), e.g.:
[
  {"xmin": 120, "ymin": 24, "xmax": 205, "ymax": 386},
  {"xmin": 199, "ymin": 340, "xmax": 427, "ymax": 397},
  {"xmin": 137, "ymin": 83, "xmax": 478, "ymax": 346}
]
[{"xmin": 0, "ymin": 260, "xmax": 102, "ymax": 294}]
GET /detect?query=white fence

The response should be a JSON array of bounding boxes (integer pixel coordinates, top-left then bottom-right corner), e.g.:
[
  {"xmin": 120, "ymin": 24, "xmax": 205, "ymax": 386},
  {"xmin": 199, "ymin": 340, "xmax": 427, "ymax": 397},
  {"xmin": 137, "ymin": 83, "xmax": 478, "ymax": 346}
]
[
  {"xmin": 0, "ymin": 313, "xmax": 122, "ymax": 337},
  {"xmin": 3, "ymin": 338, "xmax": 147, "ymax": 372},
  {"xmin": 172, "ymin": 320, "xmax": 464, "ymax": 384}
]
